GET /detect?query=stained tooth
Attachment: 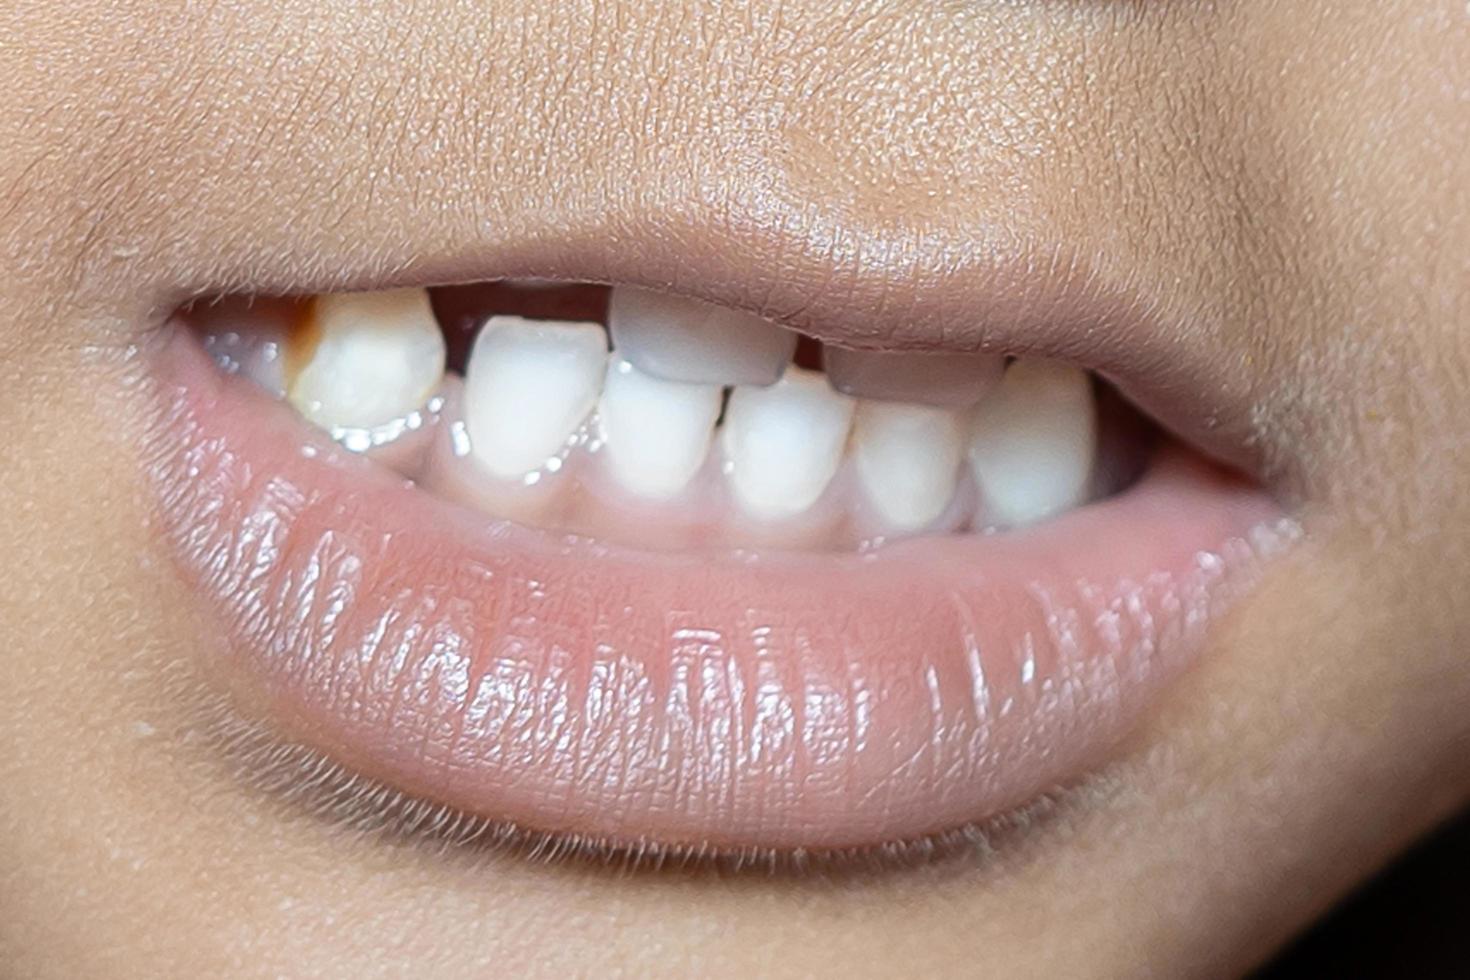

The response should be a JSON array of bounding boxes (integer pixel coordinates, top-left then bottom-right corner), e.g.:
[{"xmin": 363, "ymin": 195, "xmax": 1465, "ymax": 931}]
[
  {"xmin": 825, "ymin": 348, "xmax": 1004, "ymax": 408},
  {"xmin": 721, "ymin": 367, "xmax": 855, "ymax": 520},
  {"xmin": 287, "ymin": 288, "xmax": 445, "ymax": 430},
  {"xmin": 463, "ymin": 316, "xmax": 608, "ymax": 479},
  {"xmin": 598, "ymin": 356, "xmax": 721, "ymax": 500},
  {"xmin": 968, "ymin": 359, "xmax": 1097, "ymax": 528},
  {"xmin": 853, "ymin": 401, "xmax": 966, "ymax": 532},
  {"xmin": 608, "ymin": 286, "xmax": 797, "ymax": 386}
]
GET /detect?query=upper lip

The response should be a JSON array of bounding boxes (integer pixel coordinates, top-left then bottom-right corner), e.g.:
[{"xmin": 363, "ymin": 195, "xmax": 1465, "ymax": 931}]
[{"xmin": 149, "ymin": 179, "xmax": 1268, "ymax": 480}]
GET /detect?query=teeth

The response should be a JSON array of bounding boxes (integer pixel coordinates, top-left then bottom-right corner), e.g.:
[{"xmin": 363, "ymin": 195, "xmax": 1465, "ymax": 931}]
[
  {"xmin": 853, "ymin": 401, "xmax": 966, "ymax": 532},
  {"xmin": 288, "ymin": 288, "xmax": 445, "ymax": 430},
  {"xmin": 463, "ymin": 316, "xmax": 608, "ymax": 479},
  {"xmin": 597, "ymin": 356, "xmax": 722, "ymax": 500},
  {"xmin": 608, "ymin": 286, "xmax": 797, "ymax": 386},
  {"xmin": 721, "ymin": 367, "xmax": 855, "ymax": 520},
  {"xmin": 968, "ymin": 359, "xmax": 1097, "ymax": 528},
  {"xmin": 824, "ymin": 348, "xmax": 1005, "ymax": 408}
]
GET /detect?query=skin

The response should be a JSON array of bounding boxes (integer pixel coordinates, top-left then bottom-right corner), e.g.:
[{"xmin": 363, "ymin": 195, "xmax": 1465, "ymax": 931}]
[{"xmin": 1, "ymin": 0, "xmax": 1467, "ymax": 976}]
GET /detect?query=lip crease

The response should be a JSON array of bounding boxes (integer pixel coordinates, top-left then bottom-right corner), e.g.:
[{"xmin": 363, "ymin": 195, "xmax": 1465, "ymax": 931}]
[{"xmin": 143, "ymin": 307, "xmax": 1296, "ymax": 852}]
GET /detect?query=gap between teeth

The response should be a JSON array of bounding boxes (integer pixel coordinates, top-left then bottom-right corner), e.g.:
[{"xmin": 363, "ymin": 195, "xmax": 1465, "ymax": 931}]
[{"xmin": 194, "ymin": 284, "xmax": 1102, "ymax": 549}]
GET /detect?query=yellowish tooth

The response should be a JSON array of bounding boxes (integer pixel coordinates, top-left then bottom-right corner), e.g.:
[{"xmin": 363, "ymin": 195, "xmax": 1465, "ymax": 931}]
[
  {"xmin": 288, "ymin": 288, "xmax": 445, "ymax": 431},
  {"xmin": 969, "ymin": 359, "xmax": 1097, "ymax": 528}
]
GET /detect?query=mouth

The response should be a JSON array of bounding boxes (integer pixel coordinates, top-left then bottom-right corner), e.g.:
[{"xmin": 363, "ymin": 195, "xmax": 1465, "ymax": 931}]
[{"xmin": 143, "ymin": 236, "xmax": 1296, "ymax": 856}]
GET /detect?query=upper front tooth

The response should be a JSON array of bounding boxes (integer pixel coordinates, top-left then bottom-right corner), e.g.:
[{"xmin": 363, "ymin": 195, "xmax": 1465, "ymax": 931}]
[
  {"xmin": 288, "ymin": 288, "xmax": 445, "ymax": 430},
  {"xmin": 597, "ymin": 356, "xmax": 722, "ymax": 500},
  {"xmin": 721, "ymin": 367, "xmax": 855, "ymax": 520},
  {"xmin": 853, "ymin": 401, "xmax": 966, "ymax": 532},
  {"xmin": 968, "ymin": 359, "xmax": 1097, "ymax": 528},
  {"xmin": 463, "ymin": 316, "xmax": 608, "ymax": 479},
  {"xmin": 824, "ymin": 348, "xmax": 1004, "ymax": 408},
  {"xmin": 608, "ymin": 286, "xmax": 797, "ymax": 386}
]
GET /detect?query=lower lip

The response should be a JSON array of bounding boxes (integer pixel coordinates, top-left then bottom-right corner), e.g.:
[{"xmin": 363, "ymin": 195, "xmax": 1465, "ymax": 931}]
[{"xmin": 144, "ymin": 323, "xmax": 1294, "ymax": 851}]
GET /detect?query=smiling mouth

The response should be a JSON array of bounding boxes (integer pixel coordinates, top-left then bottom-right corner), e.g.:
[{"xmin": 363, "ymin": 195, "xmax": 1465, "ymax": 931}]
[{"xmin": 143, "ymin": 243, "xmax": 1298, "ymax": 855}]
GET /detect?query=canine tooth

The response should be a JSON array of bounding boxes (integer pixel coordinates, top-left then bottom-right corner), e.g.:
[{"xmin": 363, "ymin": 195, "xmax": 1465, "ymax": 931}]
[
  {"xmin": 853, "ymin": 401, "xmax": 966, "ymax": 531},
  {"xmin": 608, "ymin": 286, "xmax": 797, "ymax": 386},
  {"xmin": 721, "ymin": 367, "xmax": 855, "ymax": 520},
  {"xmin": 288, "ymin": 288, "xmax": 444, "ymax": 430},
  {"xmin": 825, "ymin": 348, "xmax": 1004, "ymax": 408},
  {"xmin": 598, "ymin": 357, "xmax": 721, "ymax": 500},
  {"xmin": 463, "ymin": 316, "xmax": 608, "ymax": 479},
  {"xmin": 968, "ymin": 359, "xmax": 1097, "ymax": 527}
]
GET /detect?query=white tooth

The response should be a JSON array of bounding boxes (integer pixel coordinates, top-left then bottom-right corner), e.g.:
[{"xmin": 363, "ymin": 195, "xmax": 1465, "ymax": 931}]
[
  {"xmin": 598, "ymin": 356, "xmax": 721, "ymax": 500},
  {"xmin": 608, "ymin": 286, "xmax": 797, "ymax": 386},
  {"xmin": 463, "ymin": 316, "xmax": 608, "ymax": 479},
  {"xmin": 721, "ymin": 367, "xmax": 855, "ymax": 520},
  {"xmin": 853, "ymin": 401, "xmax": 966, "ymax": 532},
  {"xmin": 288, "ymin": 288, "xmax": 444, "ymax": 430},
  {"xmin": 825, "ymin": 348, "xmax": 1004, "ymax": 408},
  {"xmin": 968, "ymin": 359, "xmax": 1096, "ymax": 528}
]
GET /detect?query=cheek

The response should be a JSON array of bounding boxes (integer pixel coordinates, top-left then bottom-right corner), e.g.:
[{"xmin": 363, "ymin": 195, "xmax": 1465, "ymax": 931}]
[{"xmin": 1221, "ymin": 3, "xmax": 1470, "ymax": 520}]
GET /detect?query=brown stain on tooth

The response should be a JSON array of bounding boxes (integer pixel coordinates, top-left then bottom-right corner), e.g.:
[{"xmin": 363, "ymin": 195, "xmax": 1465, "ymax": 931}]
[{"xmin": 283, "ymin": 295, "xmax": 322, "ymax": 395}]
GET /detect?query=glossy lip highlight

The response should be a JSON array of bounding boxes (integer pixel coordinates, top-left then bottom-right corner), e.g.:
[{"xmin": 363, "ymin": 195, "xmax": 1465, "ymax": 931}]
[{"xmin": 146, "ymin": 321, "xmax": 1296, "ymax": 852}]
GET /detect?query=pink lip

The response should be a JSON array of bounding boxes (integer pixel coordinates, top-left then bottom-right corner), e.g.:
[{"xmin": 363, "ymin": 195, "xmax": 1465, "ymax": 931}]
[{"xmin": 146, "ymin": 321, "xmax": 1293, "ymax": 851}]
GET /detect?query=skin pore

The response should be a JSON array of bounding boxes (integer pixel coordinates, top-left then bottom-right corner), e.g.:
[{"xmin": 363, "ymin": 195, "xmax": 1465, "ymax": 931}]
[{"xmin": 2, "ymin": 0, "xmax": 1468, "ymax": 976}]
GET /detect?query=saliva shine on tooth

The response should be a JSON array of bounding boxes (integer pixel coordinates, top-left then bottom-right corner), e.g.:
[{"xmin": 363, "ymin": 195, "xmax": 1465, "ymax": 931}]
[{"xmin": 287, "ymin": 288, "xmax": 446, "ymax": 431}]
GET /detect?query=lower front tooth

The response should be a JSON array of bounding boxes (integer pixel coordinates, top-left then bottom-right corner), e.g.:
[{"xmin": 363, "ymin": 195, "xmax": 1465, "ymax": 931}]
[
  {"xmin": 968, "ymin": 359, "xmax": 1097, "ymax": 528},
  {"xmin": 463, "ymin": 316, "xmax": 608, "ymax": 479},
  {"xmin": 853, "ymin": 401, "xmax": 966, "ymax": 532},
  {"xmin": 288, "ymin": 288, "xmax": 445, "ymax": 430},
  {"xmin": 721, "ymin": 367, "xmax": 855, "ymax": 520},
  {"xmin": 597, "ymin": 357, "xmax": 722, "ymax": 500}
]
